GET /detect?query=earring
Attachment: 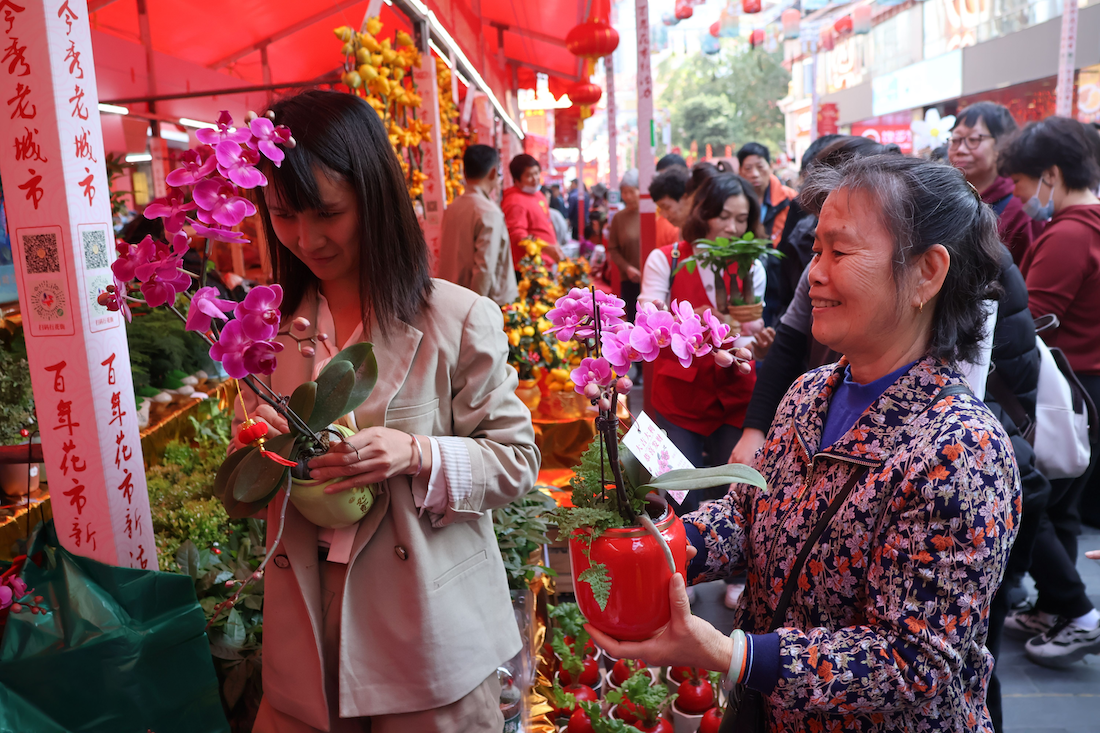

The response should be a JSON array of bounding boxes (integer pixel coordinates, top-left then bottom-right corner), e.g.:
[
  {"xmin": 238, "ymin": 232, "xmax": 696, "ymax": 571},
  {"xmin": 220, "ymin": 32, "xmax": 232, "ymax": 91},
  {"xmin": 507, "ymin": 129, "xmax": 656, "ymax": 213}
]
[{"xmin": 919, "ymin": 301, "xmax": 924, "ymax": 313}]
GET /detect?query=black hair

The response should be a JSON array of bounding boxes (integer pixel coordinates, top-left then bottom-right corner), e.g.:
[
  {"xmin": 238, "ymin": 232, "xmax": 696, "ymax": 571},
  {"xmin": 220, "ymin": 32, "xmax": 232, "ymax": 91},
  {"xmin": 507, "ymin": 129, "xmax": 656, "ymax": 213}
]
[
  {"xmin": 681, "ymin": 173, "xmax": 762, "ymax": 243},
  {"xmin": 954, "ymin": 101, "xmax": 1018, "ymax": 141},
  {"xmin": 463, "ymin": 144, "xmax": 499, "ymax": 180},
  {"xmin": 715, "ymin": 159, "xmax": 736, "ymax": 175},
  {"xmin": 258, "ymin": 90, "xmax": 432, "ymax": 334},
  {"xmin": 930, "ymin": 144, "xmax": 950, "ymax": 162},
  {"xmin": 508, "ymin": 153, "xmax": 540, "ymax": 183},
  {"xmin": 800, "ymin": 154, "xmax": 1003, "ymax": 365},
  {"xmin": 799, "ymin": 134, "xmax": 844, "ymax": 174},
  {"xmin": 999, "ymin": 116, "xmax": 1100, "ymax": 190},
  {"xmin": 656, "ymin": 153, "xmax": 688, "ymax": 171},
  {"xmin": 648, "ymin": 166, "xmax": 691, "ymax": 202},
  {"xmin": 736, "ymin": 142, "xmax": 770, "ymax": 166},
  {"xmin": 684, "ymin": 162, "xmax": 720, "ymax": 199},
  {"xmin": 814, "ymin": 136, "xmax": 901, "ymax": 170}
]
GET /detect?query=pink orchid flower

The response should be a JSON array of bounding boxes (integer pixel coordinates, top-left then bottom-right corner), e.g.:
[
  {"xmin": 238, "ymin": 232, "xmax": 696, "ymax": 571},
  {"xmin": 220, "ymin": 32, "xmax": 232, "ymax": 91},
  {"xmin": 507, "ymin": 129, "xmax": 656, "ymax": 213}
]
[
  {"xmin": 0, "ymin": 585, "xmax": 11, "ymax": 609},
  {"xmin": 234, "ymin": 284, "xmax": 283, "ymax": 341},
  {"xmin": 635, "ymin": 303, "xmax": 676, "ymax": 350},
  {"xmin": 546, "ymin": 296, "xmax": 585, "ymax": 340},
  {"xmin": 570, "ymin": 356, "xmax": 615, "ymax": 395},
  {"xmin": 193, "ymin": 178, "xmax": 257, "ymax": 227},
  {"xmin": 99, "ymin": 276, "xmax": 133, "ymax": 322},
  {"xmin": 140, "ymin": 260, "xmax": 192, "ymax": 308},
  {"xmin": 144, "ymin": 189, "xmax": 197, "ymax": 234},
  {"xmin": 247, "ymin": 117, "xmax": 291, "ymax": 166},
  {"xmin": 602, "ymin": 326, "xmax": 647, "ymax": 373},
  {"xmin": 208, "ymin": 320, "xmax": 253, "ymax": 378},
  {"xmin": 701, "ymin": 308, "xmax": 734, "ymax": 348},
  {"xmin": 243, "ymin": 339, "xmax": 283, "ymax": 376},
  {"xmin": 627, "ymin": 322, "xmax": 661, "ymax": 362},
  {"xmin": 165, "ymin": 146, "xmax": 218, "ymax": 188},
  {"xmin": 111, "ymin": 235, "xmax": 155, "ymax": 282},
  {"xmin": 215, "ymin": 140, "xmax": 267, "ymax": 189},
  {"xmin": 9, "ymin": 577, "xmax": 26, "ymax": 599},
  {"xmin": 195, "ymin": 110, "xmax": 252, "ymax": 147},
  {"xmin": 188, "ymin": 218, "xmax": 249, "ymax": 244},
  {"xmin": 671, "ymin": 314, "xmax": 713, "ymax": 368},
  {"xmin": 185, "ymin": 286, "xmax": 236, "ymax": 332}
]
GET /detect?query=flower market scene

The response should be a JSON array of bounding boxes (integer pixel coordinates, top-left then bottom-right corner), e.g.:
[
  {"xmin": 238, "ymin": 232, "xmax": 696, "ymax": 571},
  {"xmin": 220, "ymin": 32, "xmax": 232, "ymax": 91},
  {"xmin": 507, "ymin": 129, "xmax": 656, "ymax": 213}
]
[{"xmin": 4, "ymin": 0, "xmax": 1100, "ymax": 730}]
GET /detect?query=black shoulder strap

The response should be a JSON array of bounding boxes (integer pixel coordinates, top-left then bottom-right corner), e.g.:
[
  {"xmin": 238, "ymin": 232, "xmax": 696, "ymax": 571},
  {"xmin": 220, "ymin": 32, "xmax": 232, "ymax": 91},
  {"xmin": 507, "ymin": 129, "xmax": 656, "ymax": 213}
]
[
  {"xmin": 766, "ymin": 383, "xmax": 973, "ymax": 631},
  {"xmin": 984, "ymin": 369, "xmax": 1036, "ymax": 444},
  {"xmin": 669, "ymin": 242, "xmax": 681, "ymax": 291}
]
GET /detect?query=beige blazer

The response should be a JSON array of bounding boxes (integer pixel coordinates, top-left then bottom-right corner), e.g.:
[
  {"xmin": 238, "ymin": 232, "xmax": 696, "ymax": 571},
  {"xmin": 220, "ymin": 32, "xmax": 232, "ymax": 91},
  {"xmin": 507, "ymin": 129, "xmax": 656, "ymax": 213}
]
[
  {"xmin": 237, "ymin": 280, "xmax": 539, "ymax": 726},
  {"xmin": 437, "ymin": 189, "xmax": 518, "ymax": 305}
]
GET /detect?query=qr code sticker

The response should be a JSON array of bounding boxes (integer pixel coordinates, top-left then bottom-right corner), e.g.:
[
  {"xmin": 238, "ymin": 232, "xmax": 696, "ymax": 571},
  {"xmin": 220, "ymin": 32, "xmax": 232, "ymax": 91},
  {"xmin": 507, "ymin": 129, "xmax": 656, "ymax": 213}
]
[
  {"xmin": 23, "ymin": 233, "xmax": 60, "ymax": 274},
  {"xmin": 83, "ymin": 230, "xmax": 108, "ymax": 269},
  {"xmin": 88, "ymin": 273, "xmax": 110, "ymax": 315}
]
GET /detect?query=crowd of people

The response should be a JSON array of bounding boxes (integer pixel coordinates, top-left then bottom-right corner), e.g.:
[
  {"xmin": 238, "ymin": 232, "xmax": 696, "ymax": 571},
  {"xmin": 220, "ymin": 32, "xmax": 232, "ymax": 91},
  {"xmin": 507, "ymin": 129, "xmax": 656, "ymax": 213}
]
[
  {"xmin": 437, "ymin": 101, "xmax": 1100, "ymax": 732},
  {"xmin": 234, "ymin": 86, "xmax": 1099, "ymax": 732}
]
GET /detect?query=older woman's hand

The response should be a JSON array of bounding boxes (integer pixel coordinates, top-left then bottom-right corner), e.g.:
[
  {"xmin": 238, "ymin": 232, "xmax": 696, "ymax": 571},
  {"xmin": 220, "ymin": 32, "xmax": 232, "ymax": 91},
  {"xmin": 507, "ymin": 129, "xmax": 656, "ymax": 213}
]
[
  {"xmin": 1086, "ymin": 550, "xmax": 1100, "ymax": 560},
  {"xmin": 585, "ymin": 571, "xmax": 734, "ymax": 673},
  {"xmin": 307, "ymin": 427, "xmax": 427, "ymax": 493}
]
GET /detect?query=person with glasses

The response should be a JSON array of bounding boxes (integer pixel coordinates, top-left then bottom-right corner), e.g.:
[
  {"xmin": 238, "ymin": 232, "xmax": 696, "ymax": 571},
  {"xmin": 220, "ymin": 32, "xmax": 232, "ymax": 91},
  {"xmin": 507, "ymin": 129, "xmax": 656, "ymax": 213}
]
[{"xmin": 948, "ymin": 102, "xmax": 1034, "ymax": 265}]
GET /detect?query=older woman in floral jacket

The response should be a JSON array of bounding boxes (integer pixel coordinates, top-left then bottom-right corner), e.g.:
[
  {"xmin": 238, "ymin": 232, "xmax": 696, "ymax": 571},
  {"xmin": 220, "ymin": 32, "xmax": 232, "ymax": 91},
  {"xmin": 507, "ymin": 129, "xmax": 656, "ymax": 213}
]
[{"xmin": 592, "ymin": 156, "xmax": 1021, "ymax": 732}]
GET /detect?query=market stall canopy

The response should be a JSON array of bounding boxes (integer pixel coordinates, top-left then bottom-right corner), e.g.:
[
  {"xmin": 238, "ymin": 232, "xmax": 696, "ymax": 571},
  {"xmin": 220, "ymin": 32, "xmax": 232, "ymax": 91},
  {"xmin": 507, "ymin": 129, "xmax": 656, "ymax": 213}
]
[{"xmin": 88, "ymin": 0, "xmax": 587, "ymax": 153}]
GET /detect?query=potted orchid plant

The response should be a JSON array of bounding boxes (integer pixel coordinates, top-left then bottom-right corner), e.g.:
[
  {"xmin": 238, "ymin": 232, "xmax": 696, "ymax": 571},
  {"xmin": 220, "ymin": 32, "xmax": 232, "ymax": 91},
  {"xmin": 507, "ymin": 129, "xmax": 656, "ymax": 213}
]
[
  {"xmin": 677, "ymin": 232, "xmax": 782, "ymax": 327},
  {"xmin": 544, "ymin": 289, "xmax": 765, "ymax": 642},
  {"xmin": 100, "ymin": 111, "xmax": 380, "ymax": 581}
]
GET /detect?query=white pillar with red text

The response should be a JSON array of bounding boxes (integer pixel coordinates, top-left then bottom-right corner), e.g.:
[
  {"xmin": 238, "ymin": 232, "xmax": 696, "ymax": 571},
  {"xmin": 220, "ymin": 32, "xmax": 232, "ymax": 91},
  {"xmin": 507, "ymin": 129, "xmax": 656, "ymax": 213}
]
[
  {"xmin": 636, "ymin": 0, "xmax": 657, "ymax": 415},
  {"xmin": 0, "ymin": 0, "xmax": 154, "ymax": 568}
]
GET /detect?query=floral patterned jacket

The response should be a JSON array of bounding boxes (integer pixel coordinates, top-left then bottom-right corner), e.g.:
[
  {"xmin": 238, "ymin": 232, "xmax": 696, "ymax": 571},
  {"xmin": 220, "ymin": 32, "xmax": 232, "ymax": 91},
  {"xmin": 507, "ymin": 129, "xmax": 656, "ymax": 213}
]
[{"xmin": 686, "ymin": 357, "xmax": 1021, "ymax": 732}]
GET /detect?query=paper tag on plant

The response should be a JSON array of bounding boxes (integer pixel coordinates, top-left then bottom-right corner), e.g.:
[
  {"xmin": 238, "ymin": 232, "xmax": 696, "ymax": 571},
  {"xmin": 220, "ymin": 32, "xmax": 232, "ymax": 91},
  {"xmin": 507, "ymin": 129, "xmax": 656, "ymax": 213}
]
[{"xmin": 623, "ymin": 412, "xmax": 695, "ymax": 505}]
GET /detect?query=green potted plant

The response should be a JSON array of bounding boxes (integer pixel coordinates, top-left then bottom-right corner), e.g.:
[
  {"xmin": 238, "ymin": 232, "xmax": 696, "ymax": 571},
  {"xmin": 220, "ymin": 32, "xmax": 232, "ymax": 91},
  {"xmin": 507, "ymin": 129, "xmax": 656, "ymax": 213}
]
[
  {"xmin": 606, "ymin": 669, "xmax": 675, "ymax": 732},
  {"xmin": 493, "ymin": 491, "xmax": 558, "ymax": 591},
  {"xmin": 676, "ymin": 232, "xmax": 782, "ymax": 326},
  {"xmin": 0, "ymin": 340, "xmax": 37, "ymax": 498},
  {"xmin": 544, "ymin": 289, "xmax": 765, "ymax": 641}
]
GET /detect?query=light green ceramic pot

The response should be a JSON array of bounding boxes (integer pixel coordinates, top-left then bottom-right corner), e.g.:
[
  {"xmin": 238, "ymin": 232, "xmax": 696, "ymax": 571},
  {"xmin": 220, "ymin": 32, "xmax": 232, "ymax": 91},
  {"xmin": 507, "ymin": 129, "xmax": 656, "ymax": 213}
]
[{"xmin": 289, "ymin": 425, "xmax": 379, "ymax": 529}]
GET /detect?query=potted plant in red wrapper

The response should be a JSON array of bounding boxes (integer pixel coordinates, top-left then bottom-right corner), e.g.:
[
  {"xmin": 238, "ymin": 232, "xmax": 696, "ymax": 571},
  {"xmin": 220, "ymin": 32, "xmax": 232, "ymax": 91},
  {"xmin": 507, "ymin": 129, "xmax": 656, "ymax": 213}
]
[
  {"xmin": 607, "ymin": 668, "xmax": 676, "ymax": 732},
  {"xmin": 98, "ymin": 111, "xmax": 379, "ymax": 623},
  {"xmin": 544, "ymin": 290, "xmax": 766, "ymax": 641}
]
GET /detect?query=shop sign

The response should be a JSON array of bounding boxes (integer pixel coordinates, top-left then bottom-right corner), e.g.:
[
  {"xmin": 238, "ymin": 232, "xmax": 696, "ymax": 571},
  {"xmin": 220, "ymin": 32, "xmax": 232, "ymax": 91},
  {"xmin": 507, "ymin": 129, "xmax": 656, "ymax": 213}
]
[
  {"xmin": 1076, "ymin": 65, "xmax": 1100, "ymax": 124},
  {"xmin": 872, "ymin": 49, "xmax": 962, "ymax": 116},
  {"xmin": 851, "ymin": 122, "xmax": 914, "ymax": 154},
  {"xmin": 817, "ymin": 103, "xmax": 839, "ymax": 135}
]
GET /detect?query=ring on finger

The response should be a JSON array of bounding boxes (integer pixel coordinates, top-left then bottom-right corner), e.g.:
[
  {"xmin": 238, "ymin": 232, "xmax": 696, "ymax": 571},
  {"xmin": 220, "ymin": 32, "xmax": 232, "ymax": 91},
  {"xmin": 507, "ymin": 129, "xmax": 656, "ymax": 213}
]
[{"xmin": 354, "ymin": 446, "xmax": 361, "ymax": 462}]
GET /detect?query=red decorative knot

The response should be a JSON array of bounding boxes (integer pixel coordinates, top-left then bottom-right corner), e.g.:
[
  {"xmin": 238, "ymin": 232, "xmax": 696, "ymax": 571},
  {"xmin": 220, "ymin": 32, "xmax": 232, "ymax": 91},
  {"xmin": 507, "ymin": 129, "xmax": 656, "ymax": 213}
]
[
  {"xmin": 237, "ymin": 418, "xmax": 269, "ymax": 446},
  {"xmin": 19, "ymin": 429, "xmax": 29, "ymax": 438}
]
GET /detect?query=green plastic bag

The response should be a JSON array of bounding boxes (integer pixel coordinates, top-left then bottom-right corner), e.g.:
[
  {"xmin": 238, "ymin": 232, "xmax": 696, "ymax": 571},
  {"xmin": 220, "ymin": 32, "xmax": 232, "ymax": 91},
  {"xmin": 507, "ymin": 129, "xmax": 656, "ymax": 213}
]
[{"xmin": 0, "ymin": 522, "xmax": 229, "ymax": 733}]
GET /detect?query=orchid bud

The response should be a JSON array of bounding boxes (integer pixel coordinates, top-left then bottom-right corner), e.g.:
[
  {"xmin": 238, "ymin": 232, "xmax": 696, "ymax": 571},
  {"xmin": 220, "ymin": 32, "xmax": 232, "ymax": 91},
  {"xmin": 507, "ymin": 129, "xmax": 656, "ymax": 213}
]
[
  {"xmin": 252, "ymin": 570, "xmax": 264, "ymax": 580},
  {"xmin": 10, "ymin": 604, "xmax": 21, "ymax": 613},
  {"xmin": 266, "ymin": 110, "xmax": 276, "ymax": 120},
  {"xmin": 316, "ymin": 332, "xmax": 329, "ymax": 342},
  {"xmin": 292, "ymin": 316, "xmax": 311, "ymax": 332},
  {"xmin": 300, "ymin": 346, "xmax": 316, "ymax": 358},
  {"xmin": 286, "ymin": 136, "xmax": 297, "ymax": 149},
  {"xmin": 225, "ymin": 580, "xmax": 236, "ymax": 588},
  {"xmin": 584, "ymin": 383, "xmax": 601, "ymax": 400},
  {"xmin": 714, "ymin": 350, "xmax": 734, "ymax": 368},
  {"xmin": 245, "ymin": 111, "xmax": 258, "ymax": 122},
  {"xmin": 598, "ymin": 396, "xmax": 612, "ymax": 412},
  {"xmin": 97, "ymin": 292, "xmax": 111, "ymax": 306},
  {"xmin": 616, "ymin": 377, "xmax": 633, "ymax": 394}
]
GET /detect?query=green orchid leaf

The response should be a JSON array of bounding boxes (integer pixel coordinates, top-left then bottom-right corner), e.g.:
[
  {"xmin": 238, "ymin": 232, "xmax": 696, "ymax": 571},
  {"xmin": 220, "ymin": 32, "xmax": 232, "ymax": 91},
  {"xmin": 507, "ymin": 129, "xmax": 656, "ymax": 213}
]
[
  {"xmin": 214, "ymin": 446, "xmax": 256, "ymax": 504},
  {"xmin": 637, "ymin": 463, "xmax": 767, "ymax": 494},
  {"xmin": 310, "ymin": 343, "xmax": 378, "ymax": 429},
  {"xmin": 231, "ymin": 433, "xmax": 297, "ymax": 503},
  {"xmin": 287, "ymin": 381, "xmax": 317, "ymax": 425},
  {"xmin": 309, "ymin": 361, "xmax": 355, "ymax": 431}
]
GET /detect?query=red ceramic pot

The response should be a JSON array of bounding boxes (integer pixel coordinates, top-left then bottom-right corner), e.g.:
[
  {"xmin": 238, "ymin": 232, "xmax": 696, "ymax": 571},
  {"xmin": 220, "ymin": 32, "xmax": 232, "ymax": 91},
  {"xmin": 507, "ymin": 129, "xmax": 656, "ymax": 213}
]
[{"xmin": 569, "ymin": 500, "xmax": 687, "ymax": 641}]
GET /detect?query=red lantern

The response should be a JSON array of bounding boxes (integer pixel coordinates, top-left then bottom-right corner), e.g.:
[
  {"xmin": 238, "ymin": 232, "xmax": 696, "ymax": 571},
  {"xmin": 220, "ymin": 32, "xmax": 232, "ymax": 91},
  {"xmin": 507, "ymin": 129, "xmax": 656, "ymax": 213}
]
[
  {"xmin": 750, "ymin": 28, "xmax": 765, "ymax": 48},
  {"xmin": 742, "ymin": 0, "xmax": 761, "ymax": 14},
  {"xmin": 709, "ymin": 21, "xmax": 720, "ymax": 37},
  {"xmin": 675, "ymin": 0, "xmax": 694, "ymax": 20},
  {"xmin": 781, "ymin": 8, "xmax": 801, "ymax": 39},
  {"xmin": 819, "ymin": 27, "xmax": 835, "ymax": 51},
  {"xmin": 854, "ymin": 4, "xmax": 873, "ymax": 34},
  {"xmin": 833, "ymin": 15, "xmax": 853, "ymax": 35},
  {"xmin": 569, "ymin": 82, "xmax": 603, "ymax": 107}
]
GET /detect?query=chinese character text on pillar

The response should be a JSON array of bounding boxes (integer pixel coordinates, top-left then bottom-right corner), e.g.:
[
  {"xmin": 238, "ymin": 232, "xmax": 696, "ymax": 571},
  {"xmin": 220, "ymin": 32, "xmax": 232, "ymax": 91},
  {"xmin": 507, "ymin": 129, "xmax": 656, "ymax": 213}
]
[{"xmin": 0, "ymin": 0, "xmax": 154, "ymax": 568}]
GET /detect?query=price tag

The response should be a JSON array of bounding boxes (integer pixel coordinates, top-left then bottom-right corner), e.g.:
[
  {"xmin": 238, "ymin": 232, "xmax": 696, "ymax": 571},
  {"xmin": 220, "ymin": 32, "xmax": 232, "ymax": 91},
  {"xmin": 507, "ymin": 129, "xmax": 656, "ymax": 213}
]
[{"xmin": 622, "ymin": 412, "xmax": 695, "ymax": 505}]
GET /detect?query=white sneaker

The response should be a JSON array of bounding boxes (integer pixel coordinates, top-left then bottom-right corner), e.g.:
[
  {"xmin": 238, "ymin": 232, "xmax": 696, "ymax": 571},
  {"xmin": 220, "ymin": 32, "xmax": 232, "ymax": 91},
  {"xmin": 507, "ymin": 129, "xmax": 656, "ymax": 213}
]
[
  {"xmin": 1024, "ymin": 618, "xmax": 1100, "ymax": 668},
  {"xmin": 723, "ymin": 583, "xmax": 744, "ymax": 610},
  {"xmin": 1004, "ymin": 606, "xmax": 1057, "ymax": 641}
]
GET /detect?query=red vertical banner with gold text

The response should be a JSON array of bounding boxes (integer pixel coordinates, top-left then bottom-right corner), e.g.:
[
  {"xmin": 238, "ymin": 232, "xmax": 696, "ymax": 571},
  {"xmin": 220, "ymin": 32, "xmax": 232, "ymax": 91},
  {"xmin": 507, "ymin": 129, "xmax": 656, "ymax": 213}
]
[{"xmin": 0, "ymin": 0, "xmax": 154, "ymax": 568}]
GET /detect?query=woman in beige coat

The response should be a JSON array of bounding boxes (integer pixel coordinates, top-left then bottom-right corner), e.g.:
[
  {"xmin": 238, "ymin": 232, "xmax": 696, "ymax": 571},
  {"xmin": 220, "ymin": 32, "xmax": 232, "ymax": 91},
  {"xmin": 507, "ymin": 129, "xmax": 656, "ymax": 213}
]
[{"xmin": 239, "ymin": 90, "xmax": 540, "ymax": 732}]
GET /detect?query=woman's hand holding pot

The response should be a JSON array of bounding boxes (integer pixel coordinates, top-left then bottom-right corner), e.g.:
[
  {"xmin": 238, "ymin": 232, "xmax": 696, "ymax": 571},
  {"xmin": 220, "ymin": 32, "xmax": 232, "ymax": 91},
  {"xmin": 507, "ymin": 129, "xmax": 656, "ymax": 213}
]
[
  {"xmin": 585, "ymin": 569, "xmax": 735, "ymax": 674},
  {"xmin": 308, "ymin": 427, "xmax": 430, "ymax": 494}
]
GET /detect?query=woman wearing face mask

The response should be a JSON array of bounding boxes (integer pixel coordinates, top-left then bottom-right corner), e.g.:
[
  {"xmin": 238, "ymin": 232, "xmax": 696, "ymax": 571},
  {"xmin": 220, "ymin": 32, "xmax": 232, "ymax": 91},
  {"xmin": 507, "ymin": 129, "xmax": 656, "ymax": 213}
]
[
  {"xmin": 240, "ymin": 91, "xmax": 540, "ymax": 732},
  {"xmin": 638, "ymin": 173, "xmax": 764, "ymax": 515},
  {"xmin": 997, "ymin": 117, "xmax": 1100, "ymax": 669},
  {"xmin": 948, "ymin": 102, "xmax": 1034, "ymax": 265}
]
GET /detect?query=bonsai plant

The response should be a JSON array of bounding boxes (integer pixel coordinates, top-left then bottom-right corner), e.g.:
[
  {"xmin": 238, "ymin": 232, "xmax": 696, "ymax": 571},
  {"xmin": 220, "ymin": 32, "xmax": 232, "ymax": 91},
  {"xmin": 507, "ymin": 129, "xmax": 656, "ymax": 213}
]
[
  {"xmin": 544, "ymin": 289, "xmax": 765, "ymax": 640},
  {"xmin": 0, "ymin": 339, "xmax": 37, "ymax": 498},
  {"xmin": 606, "ymin": 668, "xmax": 675, "ymax": 732},
  {"xmin": 549, "ymin": 602, "xmax": 600, "ymax": 690},
  {"xmin": 677, "ymin": 231, "xmax": 782, "ymax": 327}
]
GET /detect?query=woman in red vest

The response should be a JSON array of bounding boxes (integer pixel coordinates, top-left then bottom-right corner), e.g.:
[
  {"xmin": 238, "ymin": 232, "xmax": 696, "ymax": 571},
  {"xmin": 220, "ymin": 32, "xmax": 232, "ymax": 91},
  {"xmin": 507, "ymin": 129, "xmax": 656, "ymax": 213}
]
[{"xmin": 639, "ymin": 173, "xmax": 764, "ymax": 515}]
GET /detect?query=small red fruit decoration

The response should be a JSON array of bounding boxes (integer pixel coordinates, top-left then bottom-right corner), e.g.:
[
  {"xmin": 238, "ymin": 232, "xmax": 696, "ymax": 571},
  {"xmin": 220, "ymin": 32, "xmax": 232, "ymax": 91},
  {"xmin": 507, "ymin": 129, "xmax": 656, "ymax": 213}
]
[
  {"xmin": 607, "ymin": 669, "xmax": 675, "ymax": 731},
  {"xmin": 742, "ymin": 0, "xmax": 762, "ymax": 14},
  {"xmin": 559, "ymin": 654, "xmax": 601, "ymax": 687},
  {"xmin": 548, "ymin": 679, "xmax": 597, "ymax": 720},
  {"xmin": 700, "ymin": 706, "xmax": 724, "ymax": 733},
  {"xmin": 634, "ymin": 719, "xmax": 673, "ymax": 733},
  {"xmin": 676, "ymin": 668, "xmax": 715, "ymax": 714},
  {"xmin": 568, "ymin": 705, "xmax": 596, "ymax": 733},
  {"xmin": 612, "ymin": 658, "xmax": 647, "ymax": 686},
  {"xmin": 667, "ymin": 666, "xmax": 696, "ymax": 684},
  {"xmin": 833, "ymin": 14, "xmax": 853, "ymax": 35}
]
